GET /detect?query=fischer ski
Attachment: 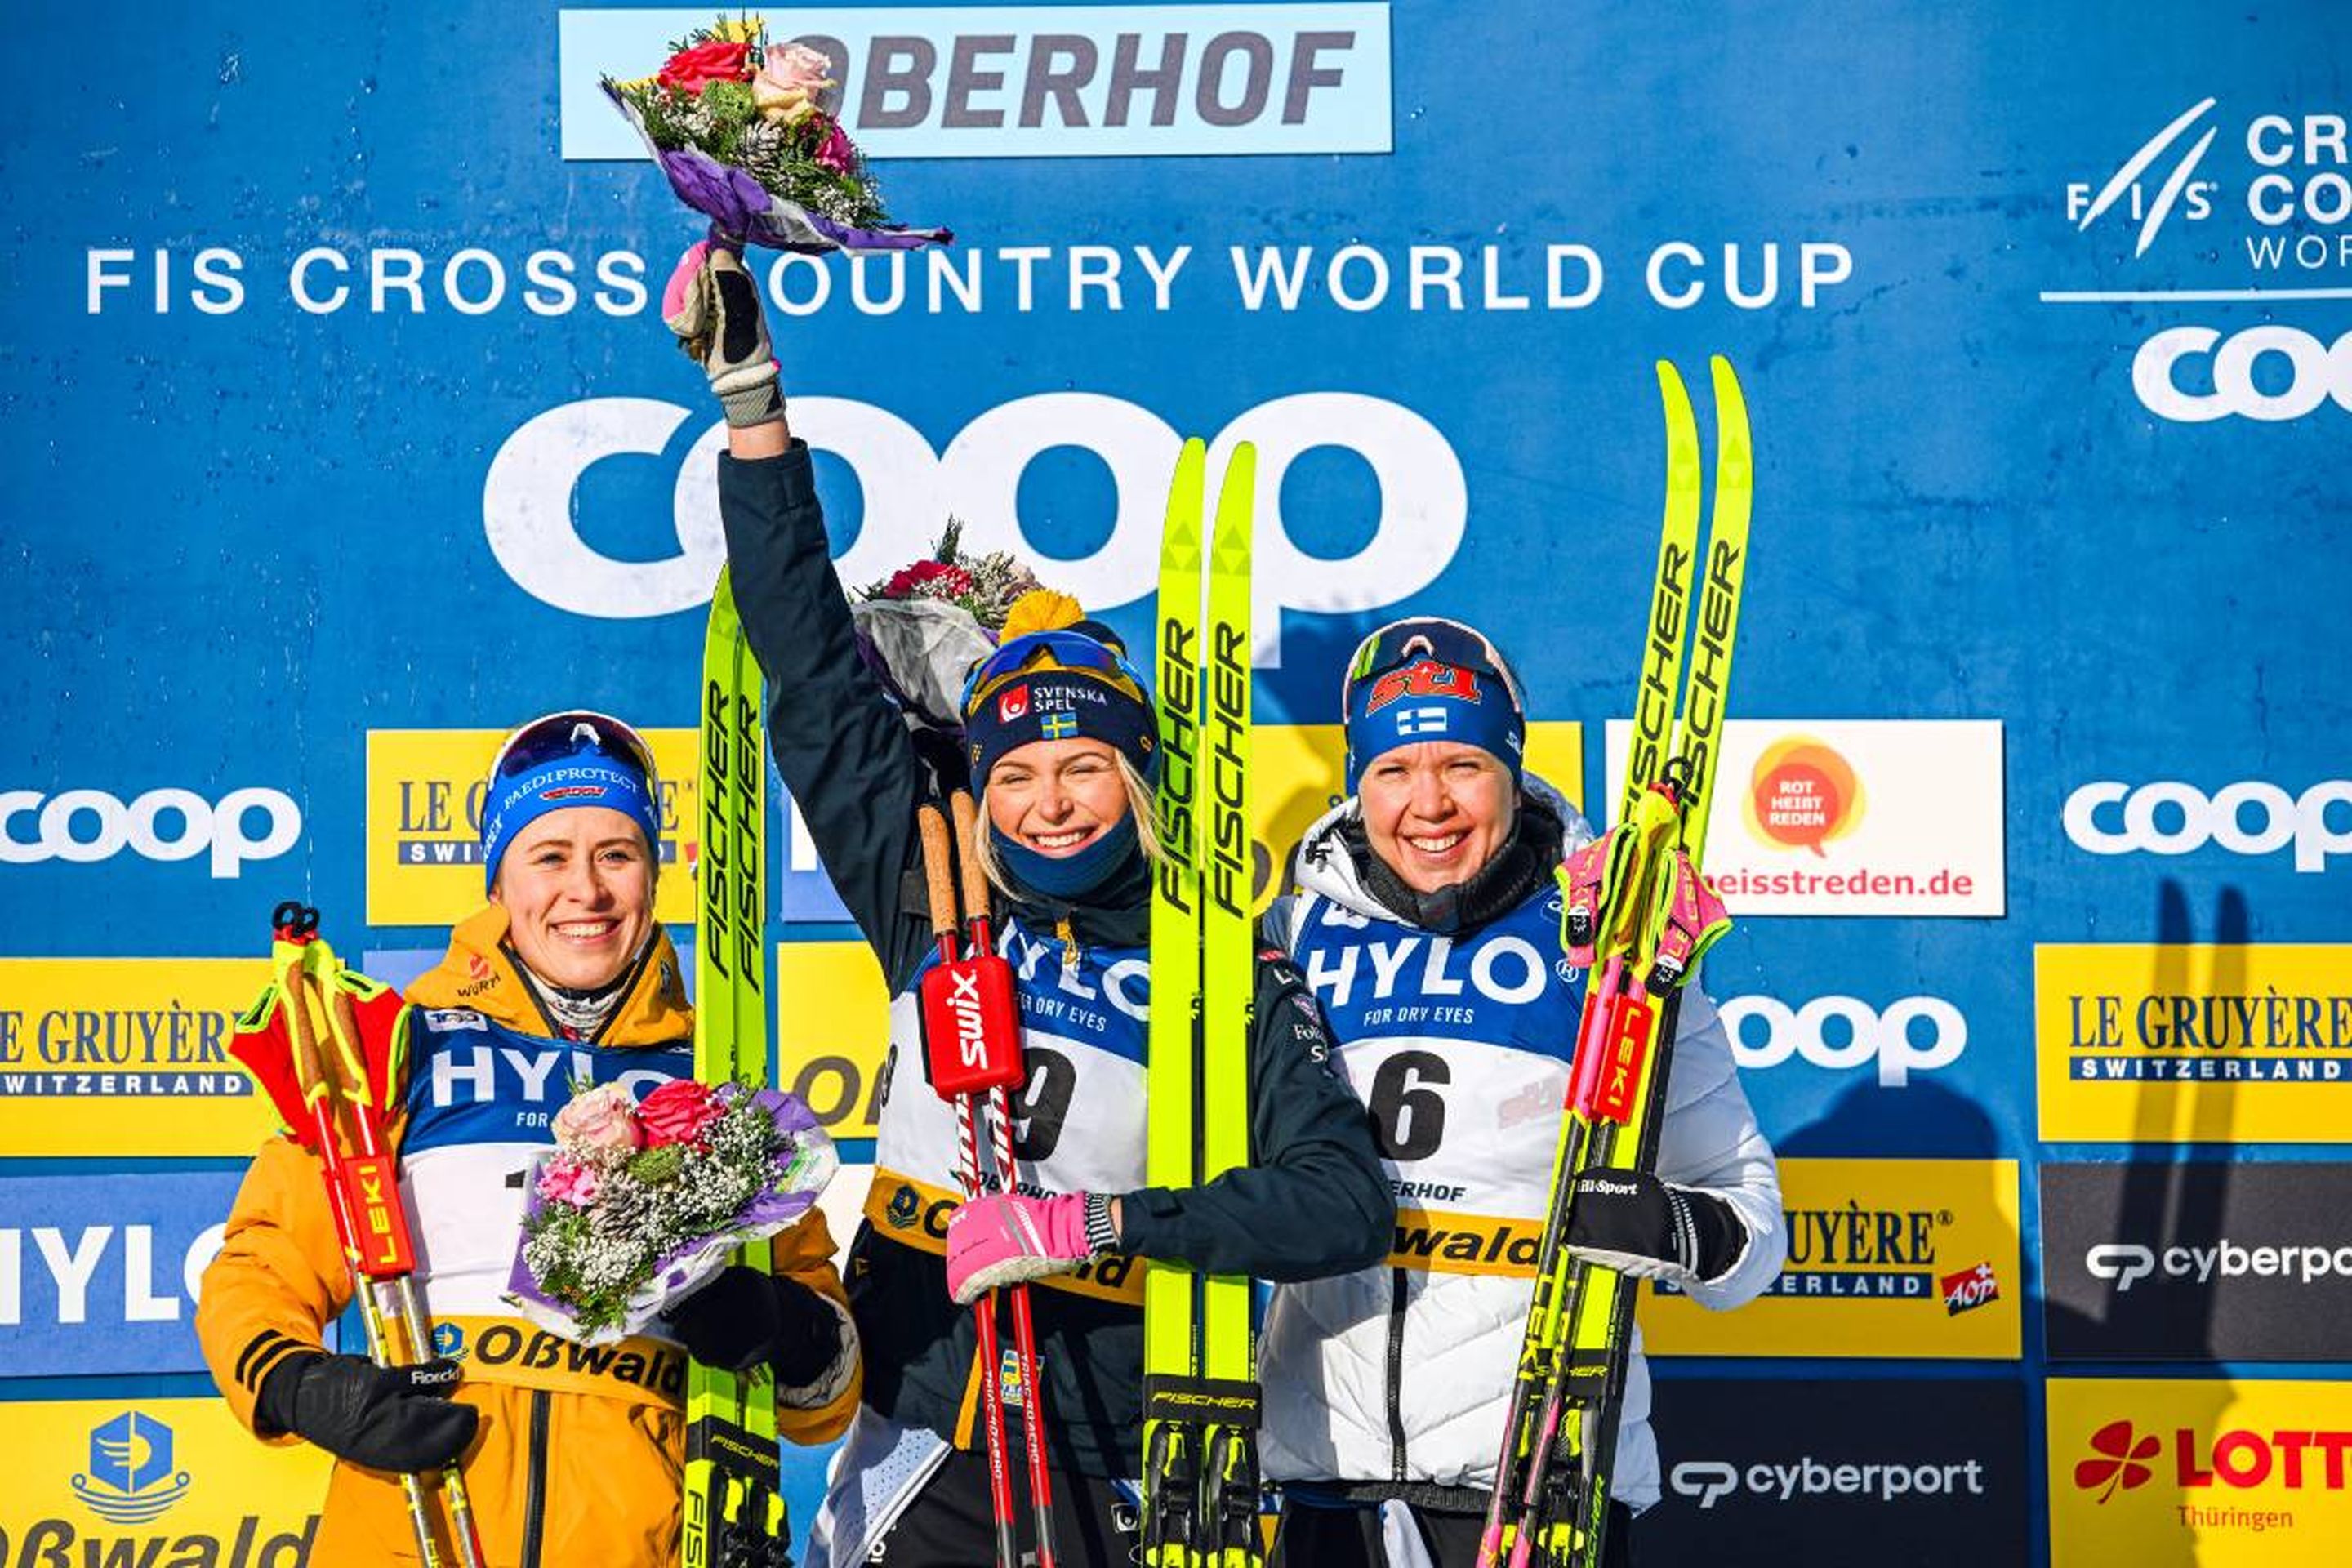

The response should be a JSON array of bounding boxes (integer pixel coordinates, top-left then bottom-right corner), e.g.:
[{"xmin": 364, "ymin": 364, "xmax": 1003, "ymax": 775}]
[
  {"xmin": 688, "ymin": 566, "xmax": 791, "ymax": 1568},
  {"xmin": 1143, "ymin": 438, "xmax": 1265, "ymax": 1567},
  {"xmin": 1476, "ymin": 358, "xmax": 1754, "ymax": 1568}
]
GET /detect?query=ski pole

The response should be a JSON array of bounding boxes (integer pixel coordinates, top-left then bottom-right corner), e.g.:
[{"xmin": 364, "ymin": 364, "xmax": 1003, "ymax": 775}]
[
  {"xmin": 319, "ymin": 973, "xmax": 492, "ymax": 1568},
  {"xmin": 917, "ymin": 805, "xmax": 1022, "ymax": 1568},
  {"xmin": 270, "ymin": 912, "xmax": 452, "ymax": 1568},
  {"xmin": 952, "ymin": 790, "xmax": 1061, "ymax": 1568}
]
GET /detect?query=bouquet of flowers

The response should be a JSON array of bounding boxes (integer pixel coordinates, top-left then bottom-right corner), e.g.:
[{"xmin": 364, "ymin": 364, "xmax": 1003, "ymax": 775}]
[
  {"xmin": 506, "ymin": 1078, "xmax": 835, "ymax": 1344},
  {"xmin": 850, "ymin": 523, "xmax": 1080, "ymax": 730},
  {"xmin": 604, "ymin": 17, "xmax": 951, "ymax": 253}
]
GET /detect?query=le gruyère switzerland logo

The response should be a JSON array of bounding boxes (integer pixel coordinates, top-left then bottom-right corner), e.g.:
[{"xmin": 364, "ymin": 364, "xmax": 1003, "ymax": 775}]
[
  {"xmin": 71, "ymin": 1411, "xmax": 192, "ymax": 1525},
  {"xmin": 1744, "ymin": 736, "xmax": 1865, "ymax": 857}
]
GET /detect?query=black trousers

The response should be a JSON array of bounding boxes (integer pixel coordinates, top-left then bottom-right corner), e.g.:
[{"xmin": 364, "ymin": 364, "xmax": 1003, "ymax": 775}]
[
  {"xmin": 1271, "ymin": 1497, "xmax": 1637, "ymax": 1568},
  {"xmin": 866, "ymin": 1446, "xmax": 1139, "ymax": 1566}
]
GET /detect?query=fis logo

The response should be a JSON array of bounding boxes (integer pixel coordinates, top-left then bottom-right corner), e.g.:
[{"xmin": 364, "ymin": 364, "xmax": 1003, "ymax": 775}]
[
  {"xmin": 2065, "ymin": 98, "xmax": 2222, "ymax": 256},
  {"xmin": 71, "ymin": 1411, "xmax": 191, "ymax": 1526}
]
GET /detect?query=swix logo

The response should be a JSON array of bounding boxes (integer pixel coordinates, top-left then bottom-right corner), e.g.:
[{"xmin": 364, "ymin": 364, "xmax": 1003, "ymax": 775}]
[
  {"xmin": 1363, "ymin": 659, "xmax": 1481, "ymax": 715},
  {"xmin": 0, "ymin": 787, "xmax": 301, "ymax": 879},
  {"xmin": 2075, "ymin": 1421, "xmax": 2162, "ymax": 1503},
  {"xmin": 483, "ymin": 393, "xmax": 1466, "ymax": 666},
  {"xmin": 2065, "ymin": 98, "xmax": 2222, "ymax": 256},
  {"xmin": 999, "ymin": 688, "xmax": 1030, "ymax": 722},
  {"xmin": 2076, "ymin": 1419, "xmax": 2352, "ymax": 1499},
  {"xmin": 2063, "ymin": 778, "xmax": 2352, "ymax": 872},
  {"xmin": 947, "ymin": 969, "xmax": 987, "ymax": 1068}
]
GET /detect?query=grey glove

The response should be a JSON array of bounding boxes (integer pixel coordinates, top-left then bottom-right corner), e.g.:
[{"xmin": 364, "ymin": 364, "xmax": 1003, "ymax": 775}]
[{"xmin": 666, "ymin": 243, "xmax": 784, "ymax": 430}]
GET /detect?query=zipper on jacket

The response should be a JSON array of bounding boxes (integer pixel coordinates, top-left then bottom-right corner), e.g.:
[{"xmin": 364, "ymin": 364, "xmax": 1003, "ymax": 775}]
[
  {"xmin": 521, "ymin": 1387, "xmax": 550, "ymax": 1568},
  {"xmin": 1386, "ymin": 1267, "xmax": 1410, "ymax": 1483}
]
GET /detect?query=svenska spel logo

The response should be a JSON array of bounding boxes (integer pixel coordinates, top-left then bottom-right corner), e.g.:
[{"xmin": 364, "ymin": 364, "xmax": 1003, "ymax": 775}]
[
  {"xmin": 1744, "ymin": 736, "xmax": 1864, "ymax": 857},
  {"xmin": 70, "ymin": 1410, "xmax": 191, "ymax": 1525}
]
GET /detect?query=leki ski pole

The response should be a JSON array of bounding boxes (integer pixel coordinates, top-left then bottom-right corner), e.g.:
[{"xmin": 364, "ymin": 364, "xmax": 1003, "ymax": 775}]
[
  {"xmin": 916, "ymin": 806, "xmax": 1025, "ymax": 1568},
  {"xmin": 268, "ymin": 903, "xmax": 488, "ymax": 1568}
]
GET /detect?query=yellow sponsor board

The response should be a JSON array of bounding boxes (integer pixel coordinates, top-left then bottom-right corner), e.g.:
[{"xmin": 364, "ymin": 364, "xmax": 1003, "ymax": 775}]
[
  {"xmin": 366, "ymin": 728, "xmax": 701, "ymax": 927},
  {"xmin": 775, "ymin": 941, "xmax": 892, "ymax": 1141},
  {"xmin": 0, "ymin": 1396, "xmax": 329, "ymax": 1562},
  {"xmin": 1638, "ymin": 1157, "xmax": 2021, "ymax": 1358},
  {"xmin": 2048, "ymin": 1378, "xmax": 2352, "ymax": 1566},
  {"xmin": 0, "ymin": 960, "xmax": 281, "ymax": 1156},
  {"xmin": 2035, "ymin": 944, "xmax": 2352, "ymax": 1143},
  {"xmin": 1251, "ymin": 722, "xmax": 1582, "ymax": 911}
]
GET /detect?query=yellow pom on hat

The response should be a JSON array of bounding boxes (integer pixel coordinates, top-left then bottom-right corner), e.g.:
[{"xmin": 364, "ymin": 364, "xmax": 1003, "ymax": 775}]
[{"xmin": 999, "ymin": 590, "xmax": 1085, "ymax": 642}]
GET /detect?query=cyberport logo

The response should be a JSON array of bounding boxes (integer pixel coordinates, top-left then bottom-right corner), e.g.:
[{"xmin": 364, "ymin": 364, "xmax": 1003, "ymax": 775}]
[
  {"xmin": 70, "ymin": 1411, "xmax": 192, "ymax": 1525},
  {"xmin": 1744, "ymin": 737, "xmax": 1863, "ymax": 857}
]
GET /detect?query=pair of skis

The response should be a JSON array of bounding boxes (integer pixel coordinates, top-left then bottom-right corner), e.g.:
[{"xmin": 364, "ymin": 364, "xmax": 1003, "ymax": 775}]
[
  {"xmin": 690, "ymin": 567, "xmax": 792, "ymax": 1568},
  {"xmin": 231, "ymin": 905, "xmax": 490, "ymax": 1568},
  {"xmin": 1143, "ymin": 439, "xmax": 1264, "ymax": 1567},
  {"xmin": 1475, "ymin": 359, "xmax": 1753, "ymax": 1568},
  {"xmin": 915, "ymin": 791, "xmax": 1062, "ymax": 1568}
]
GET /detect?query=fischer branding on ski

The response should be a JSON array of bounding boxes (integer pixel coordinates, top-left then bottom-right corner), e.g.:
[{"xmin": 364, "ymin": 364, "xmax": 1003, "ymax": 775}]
[
  {"xmin": 1143, "ymin": 438, "xmax": 1266, "ymax": 1567},
  {"xmin": 687, "ymin": 567, "xmax": 790, "ymax": 1568},
  {"xmin": 1477, "ymin": 358, "xmax": 1753, "ymax": 1568}
]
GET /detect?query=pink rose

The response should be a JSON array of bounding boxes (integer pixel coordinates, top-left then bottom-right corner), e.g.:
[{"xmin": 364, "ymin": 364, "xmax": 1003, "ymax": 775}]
[
  {"xmin": 753, "ymin": 42, "xmax": 833, "ymax": 123},
  {"xmin": 537, "ymin": 1156, "xmax": 602, "ymax": 1208},
  {"xmin": 553, "ymin": 1082, "xmax": 642, "ymax": 1160},
  {"xmin": 639, "ymin": 1079, "xmax": 726, "ymax": 1148},
  {"xmin": 815, "ymin": 121, "xmax": 856, "ymax": 176}
]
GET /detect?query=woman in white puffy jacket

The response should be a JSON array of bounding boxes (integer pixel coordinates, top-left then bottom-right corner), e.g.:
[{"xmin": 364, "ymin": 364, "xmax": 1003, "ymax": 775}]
[{"xmin": 1261, "ymin": 617, "xmax": 1786, "ymax": 1568}]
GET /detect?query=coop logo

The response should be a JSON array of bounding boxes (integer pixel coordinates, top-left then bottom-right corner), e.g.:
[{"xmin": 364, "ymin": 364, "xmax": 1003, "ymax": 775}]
[
  {"xmin": 1668, "ymin": 1454, "xmax": 1989, "ymax": 1509},
  {"xmin": 2087, "ymin": 1240, "xmax": 2352, "ymax": 1293},
  {"xmin": 70, "ymin": 1411, "xmax": 191, "ymax": 1525},
  {"xmin": 1718, "ymin": 995, "xmax": 1966, "ymax": 1087},
  {"xmin": 1743, "ymin": 736, "xmax": 1863, "ymax": 856},
  {"xmin": 2133, "ymin": 326, "xmax": 2352, "ymax": 423},
  {"xmin": 483, "ymin": 392, "xmax": 1467, "ymax": 666},
  {"xmin": 0, "ymin": 787, "xmax": 301, "ymax": 879},
  {"xmin": 2074, "ymin": 1418, "xmax": 2352, "ymax": 1499},
  {"xmin": 2063, "ymin": 778, "xmax": 2352, "ymax": 872}
]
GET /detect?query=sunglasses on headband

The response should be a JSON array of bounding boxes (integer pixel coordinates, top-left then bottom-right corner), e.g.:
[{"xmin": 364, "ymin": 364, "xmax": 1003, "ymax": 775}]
[{"xmin": 488, "ymin": 710, "xmax": 662, "ymax": 793}]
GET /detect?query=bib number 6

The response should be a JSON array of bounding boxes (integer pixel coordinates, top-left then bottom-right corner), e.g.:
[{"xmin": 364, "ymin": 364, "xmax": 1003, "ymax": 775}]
[{"xmin": 1367, "ymin": 1050, "xmax": 1450, "ymax": 1161}]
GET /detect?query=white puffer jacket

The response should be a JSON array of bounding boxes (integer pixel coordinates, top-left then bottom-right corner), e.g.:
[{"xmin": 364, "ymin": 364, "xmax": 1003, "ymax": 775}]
[{"xmin": 1258, "ymin": 786, "xmax": 1785, "ymax": 1513}]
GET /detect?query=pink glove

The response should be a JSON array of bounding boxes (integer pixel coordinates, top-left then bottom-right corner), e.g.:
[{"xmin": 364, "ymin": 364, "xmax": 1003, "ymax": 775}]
[{"xmin": 945, "ymin": 1192, "xmax": 1094, "ymax": 1306}]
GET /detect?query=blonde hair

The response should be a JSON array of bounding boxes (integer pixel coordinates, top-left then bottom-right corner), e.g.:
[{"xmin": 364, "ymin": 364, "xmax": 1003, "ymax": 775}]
[{"xmin": 973, "ymin": 754, "xmax": 1165, "ymax": 898}]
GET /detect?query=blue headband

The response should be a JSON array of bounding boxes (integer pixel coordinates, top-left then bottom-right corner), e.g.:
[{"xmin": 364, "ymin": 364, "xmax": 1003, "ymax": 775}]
[
  {"xmin": 481, "ymin": 756, "xmax": 661, "ymax": 893},
  {"xmin": 1343, "ymin": 657, "xmax": 1526, "ymax": 791}
]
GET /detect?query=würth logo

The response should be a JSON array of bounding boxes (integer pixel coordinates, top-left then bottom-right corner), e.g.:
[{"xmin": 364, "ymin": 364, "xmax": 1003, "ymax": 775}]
[{"xmin": 2075, "ymin": 1420, "xmax": 2160, "ymax": 1503}]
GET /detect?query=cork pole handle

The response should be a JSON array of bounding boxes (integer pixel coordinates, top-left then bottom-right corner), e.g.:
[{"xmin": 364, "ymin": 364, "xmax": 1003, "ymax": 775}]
[
  {"xmin": 951, "ymin": 791, "xmax": 990, "ymax": 928},
  {"xmin": 918, "ymin": 804, "xmax": 960, "ymax": 940}
]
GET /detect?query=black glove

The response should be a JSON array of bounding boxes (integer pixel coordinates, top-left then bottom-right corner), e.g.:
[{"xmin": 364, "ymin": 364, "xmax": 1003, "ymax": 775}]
[
  {"xmin": 1564, "ymin": 1169, "xmax": 1746, "ymax": 1290},
  {"xmin": 666, "ymin": 1264, "xmax": 844, "ymax": 1385},
  {"xmin": 254, "ymin": 1351, "xmax": 477, "ymax": 1473},
  {"xmin": 664, "ymin": 243, "xmax": 783, "ymax": 430}
]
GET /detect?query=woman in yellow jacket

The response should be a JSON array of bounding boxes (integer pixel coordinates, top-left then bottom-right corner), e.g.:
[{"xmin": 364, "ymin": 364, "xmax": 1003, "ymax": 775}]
[{"xmin": 197, "ymin": 711, "xmax": 859, "ymax": 1566}]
